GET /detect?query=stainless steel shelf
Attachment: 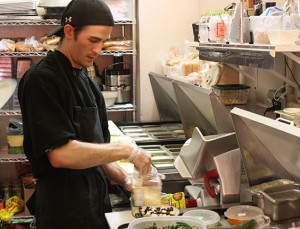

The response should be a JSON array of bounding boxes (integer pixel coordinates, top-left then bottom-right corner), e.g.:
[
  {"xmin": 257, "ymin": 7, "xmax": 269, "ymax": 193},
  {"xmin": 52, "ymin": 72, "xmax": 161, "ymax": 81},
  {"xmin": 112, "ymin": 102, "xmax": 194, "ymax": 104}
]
[
  {"xmin": 194, "ymin": 42, "xmax": 300, "ymax": 69},
  {"xmin": 0, "ymin": 150, "xmax": 28, "ymax": 163},
  {"xmin": 106, "ymin": 103, "xmax": 134, "ymax": 112},
  {"xmin": 102, "ymin": 50, "xmax": 135, "ymax": 55},
  {"xmin": 0, "ymin": 50, "xmax": 135, "ymax": 57},
  {"xmin": 0, "ymin": 19, "xmax": 60, "ymax": 26},
  {"xmin": 0, "ymin": 18, "xmax": 134, "ymax": 26},
  {"xmin": 0, "ymin": 110, "xmax": 21, "ymax": 116}
]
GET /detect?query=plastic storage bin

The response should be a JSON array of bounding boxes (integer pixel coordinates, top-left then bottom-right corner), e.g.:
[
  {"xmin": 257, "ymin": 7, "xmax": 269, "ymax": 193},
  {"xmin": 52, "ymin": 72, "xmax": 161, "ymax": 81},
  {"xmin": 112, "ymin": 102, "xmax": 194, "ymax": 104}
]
[
  {"xmin": 250, "ymin": 16, "xmax": 281, "ymax": 44},
  {"xmin": 211, "ymin": 84, "xmax": 250, "ymax": 105}
]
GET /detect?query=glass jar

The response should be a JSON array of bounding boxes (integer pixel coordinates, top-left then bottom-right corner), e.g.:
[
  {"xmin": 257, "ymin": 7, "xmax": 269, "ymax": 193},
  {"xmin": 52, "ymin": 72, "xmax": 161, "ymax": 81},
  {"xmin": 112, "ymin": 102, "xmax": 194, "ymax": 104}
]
[
  {"xmin": 131, "ymin": 167, "xmax": 162, "ymax": 207},
  {"xmin": 12, "ymin": 181, "xmax": 24, "ymax": 200}
]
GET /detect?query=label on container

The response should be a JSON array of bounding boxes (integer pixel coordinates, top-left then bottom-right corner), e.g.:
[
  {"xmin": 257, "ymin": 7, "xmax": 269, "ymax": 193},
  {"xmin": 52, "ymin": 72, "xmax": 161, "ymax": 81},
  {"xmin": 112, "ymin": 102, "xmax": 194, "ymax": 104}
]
[
  {"xmin": 217, "ymin": 22, "xmax": 225, "ymax": 38},
  {"xmin": 133, "ymin": 188, "xmax": 144, "ymax": 206}
]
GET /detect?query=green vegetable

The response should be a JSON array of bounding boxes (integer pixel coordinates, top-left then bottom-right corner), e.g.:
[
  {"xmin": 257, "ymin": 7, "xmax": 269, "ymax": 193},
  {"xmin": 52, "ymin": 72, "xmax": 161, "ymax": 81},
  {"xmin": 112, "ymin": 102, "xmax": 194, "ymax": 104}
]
[
  {"xmin": 146, "ymin": 222, "xmax": 196, "ymax": 229},
  {"xmin": 213, "ymin": 219, "xmax": 256, "ymax": 229}
]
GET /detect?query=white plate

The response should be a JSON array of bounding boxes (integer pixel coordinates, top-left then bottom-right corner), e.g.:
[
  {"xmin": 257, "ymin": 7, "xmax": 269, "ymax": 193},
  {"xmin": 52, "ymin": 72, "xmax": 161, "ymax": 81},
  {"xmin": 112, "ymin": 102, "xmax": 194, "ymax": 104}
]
[
  {"xmin": 283, "ymin": 108, "xmax": 300, "ymax": 115},
  {"xmin": 0, "ymin": 79, "xmax": 17, "ymax": 109},
  {"xmin": 128, "ymin": 216, "xmax": 207, "ymax": 229}
]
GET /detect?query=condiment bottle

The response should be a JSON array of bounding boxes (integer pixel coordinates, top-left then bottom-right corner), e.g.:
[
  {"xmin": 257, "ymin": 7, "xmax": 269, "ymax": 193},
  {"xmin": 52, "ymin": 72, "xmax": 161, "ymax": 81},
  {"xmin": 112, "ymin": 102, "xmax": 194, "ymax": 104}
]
[
  {"xmin": 1, "ymin": 182, "xmax": 12, "ymax": 208},
  {"xmin": 131, "ymin": 167, "xmax": 162, "ymax": 207},
  {"xmin": 12, "ymin": 180, "xmax": 24, "ymax": 200}
]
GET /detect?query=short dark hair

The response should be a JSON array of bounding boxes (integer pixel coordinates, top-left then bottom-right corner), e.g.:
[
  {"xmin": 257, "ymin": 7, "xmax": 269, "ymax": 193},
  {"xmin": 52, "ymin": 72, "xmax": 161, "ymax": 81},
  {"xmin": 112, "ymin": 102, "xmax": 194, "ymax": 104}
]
[{"xmin": 59, "ymin": 25, "xmax": 85, "ymax": 44}]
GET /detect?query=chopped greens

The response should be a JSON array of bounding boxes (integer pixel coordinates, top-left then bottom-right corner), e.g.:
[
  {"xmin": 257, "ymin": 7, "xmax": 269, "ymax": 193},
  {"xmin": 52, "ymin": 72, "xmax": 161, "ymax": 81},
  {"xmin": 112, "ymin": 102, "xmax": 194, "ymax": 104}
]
[{"xmin": 145, "ymin": 222, "xmax": 197, "ymax": 229}]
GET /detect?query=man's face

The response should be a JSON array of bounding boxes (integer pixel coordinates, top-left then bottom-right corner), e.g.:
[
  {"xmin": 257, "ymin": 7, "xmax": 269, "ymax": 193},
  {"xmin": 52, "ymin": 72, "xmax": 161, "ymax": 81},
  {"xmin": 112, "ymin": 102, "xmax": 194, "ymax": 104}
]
[{"xmin": 68, "ymin": 25, "xmax": 112, "ymax": 68}]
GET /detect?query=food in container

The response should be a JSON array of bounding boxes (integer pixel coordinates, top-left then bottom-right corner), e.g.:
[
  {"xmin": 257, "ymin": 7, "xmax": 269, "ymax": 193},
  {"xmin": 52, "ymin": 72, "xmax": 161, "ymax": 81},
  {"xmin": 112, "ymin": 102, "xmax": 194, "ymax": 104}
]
[
  {"xmin": 224, "ymin": 205, "xmax": 270, "ymax": 227},
  {"xmin": 183, "ymin": 209, "xmax": 220, "ymax": 228},
  {"xmin": 131, "ymin": 167, "xmax": 162, "ymax": 207},
  {"xmin": 211, "ymin": 84, "xmax": 250, "ymax": 105},
  {"xmin": 128, "ymin": 216, "xmax": 206, "ymax": 229}
]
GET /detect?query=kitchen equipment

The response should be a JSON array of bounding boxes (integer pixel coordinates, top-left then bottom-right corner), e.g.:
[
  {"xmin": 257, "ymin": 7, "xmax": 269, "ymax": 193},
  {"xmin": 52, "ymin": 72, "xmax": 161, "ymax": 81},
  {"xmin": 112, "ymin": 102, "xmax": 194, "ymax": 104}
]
[
  {"xmin": 149, "ymin": 72, "xmax": 181, "ymax": 122},
  {"xmin": 0, "ymin": 79, "xmax": 17, "ymax": 110},
  {"xmin": 38, "ymin": 0, "xmax": 71, "ymax": 19},
  {"xmin": 175, "ymin": 127, "xmax": 240, "ymax": 206},
  {"xmin": 231, "ymin": 107, "xmax": 300, "ymax": 186},
  {"xmin": 16, "ymin": 58, "xmax": 32, "ymax": 79},
  {"xmin": 105, "ymin": 85, "xmax": 131, "ymax": 104},
  {"xmin": 172, "ymin": 79, "xmax": 235, "ymax": 138},
  {"xmin": 183, "ymin": 209, "xmax": 220, "ymax": 228},
  {"xmin": 258, "ymin": 183, "xmax": 300, "ymax": 221},
  {"xmin": 104, "ymin": 56, "xmax": 131, "ymax": 104},
  {"xmin": 128, "ymin": 216, "xmax": 206, "ymax": 229}
]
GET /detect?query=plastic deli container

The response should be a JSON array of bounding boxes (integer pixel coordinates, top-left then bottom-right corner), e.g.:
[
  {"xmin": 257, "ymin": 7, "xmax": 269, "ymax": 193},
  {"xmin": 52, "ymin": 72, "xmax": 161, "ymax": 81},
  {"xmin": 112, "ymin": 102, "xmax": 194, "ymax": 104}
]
[
  {"xmin": 183, "ymin": 209, "xmax": 220, "ymax": 228},
  {"xmin": 211, "ymin": 84, "xmax": 250, "ymax": 105},
  {"xmin": 224, "ymin": 205, "xmax": 270, "ymax": 227}
]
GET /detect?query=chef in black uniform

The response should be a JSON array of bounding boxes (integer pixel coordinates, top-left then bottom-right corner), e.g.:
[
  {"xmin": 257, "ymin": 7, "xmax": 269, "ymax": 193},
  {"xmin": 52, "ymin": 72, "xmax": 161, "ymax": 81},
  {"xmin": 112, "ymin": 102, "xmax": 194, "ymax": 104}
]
[{"xmin": 18, "ymin": 0, "xmax": 152, "ymax": 228}]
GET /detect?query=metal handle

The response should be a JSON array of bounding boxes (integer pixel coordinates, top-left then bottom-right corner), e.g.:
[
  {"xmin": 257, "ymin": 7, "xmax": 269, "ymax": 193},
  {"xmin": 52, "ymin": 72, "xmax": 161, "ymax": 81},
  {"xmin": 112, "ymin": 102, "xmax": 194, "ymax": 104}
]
[
  {"xmin": 276, "ymin": 117, "xmax": 294, "ymax": 126},
  {"xmin": 204, "ymin": 169, "xmax": 219, "ymax": 198}
]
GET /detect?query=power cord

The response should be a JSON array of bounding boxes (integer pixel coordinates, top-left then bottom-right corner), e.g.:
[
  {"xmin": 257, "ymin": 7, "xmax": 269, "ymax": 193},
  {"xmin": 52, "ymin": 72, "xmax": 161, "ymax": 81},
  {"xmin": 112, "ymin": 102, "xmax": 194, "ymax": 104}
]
[{"xmin": 284, "ymin": 56, "xmax": 300, "ymax": 91}]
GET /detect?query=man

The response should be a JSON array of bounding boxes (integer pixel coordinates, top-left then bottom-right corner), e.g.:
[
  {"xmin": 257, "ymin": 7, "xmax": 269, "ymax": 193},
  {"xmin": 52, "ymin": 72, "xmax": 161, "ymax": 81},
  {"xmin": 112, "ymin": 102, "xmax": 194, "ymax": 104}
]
[{"xmin": 18, "ymin": 0, "xmax": 152, "ymax": 228}]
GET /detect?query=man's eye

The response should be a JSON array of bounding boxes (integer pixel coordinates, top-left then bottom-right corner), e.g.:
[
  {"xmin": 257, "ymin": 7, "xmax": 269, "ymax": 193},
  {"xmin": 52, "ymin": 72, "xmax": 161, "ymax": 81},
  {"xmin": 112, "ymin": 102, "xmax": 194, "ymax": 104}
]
[{"xmin": 90, "ymin": 39, "xmax": 100, "ymax": 43}]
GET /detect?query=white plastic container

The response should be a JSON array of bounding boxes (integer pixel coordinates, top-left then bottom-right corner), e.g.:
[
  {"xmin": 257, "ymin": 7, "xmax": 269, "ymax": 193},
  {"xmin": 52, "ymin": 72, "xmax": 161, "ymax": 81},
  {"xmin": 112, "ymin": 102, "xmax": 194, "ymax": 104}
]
[
  {"xmin": 102, "ymin": 91, "xmax": 118, "ymax": 107},
  {"xmin": 128, "ymin": 216, "xmax": 207, "ymax": 229},
  {"xmin": 183, "ymin": 209, "xmax": 220, "ymax": 228},
  {"xmin": 267, "ymin": 30, "xmax": 300, "ymax": 45},
  {"xmin": 250, "ymin": 16, "xmax": 281, "ymax": 44}
]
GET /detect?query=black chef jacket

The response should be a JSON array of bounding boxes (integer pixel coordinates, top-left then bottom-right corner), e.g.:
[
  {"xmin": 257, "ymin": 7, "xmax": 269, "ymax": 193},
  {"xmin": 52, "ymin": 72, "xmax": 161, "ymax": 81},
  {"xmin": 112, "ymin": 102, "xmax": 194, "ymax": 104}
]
[{"xmin": 18, "ymin": 50, "xmax": 110, "ymax": 178}]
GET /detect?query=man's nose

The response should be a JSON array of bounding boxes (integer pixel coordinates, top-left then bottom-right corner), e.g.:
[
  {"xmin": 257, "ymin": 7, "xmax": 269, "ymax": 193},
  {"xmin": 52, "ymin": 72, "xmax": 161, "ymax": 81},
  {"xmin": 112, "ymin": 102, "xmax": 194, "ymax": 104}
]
[{"xmin": 93, "ymin": 44, "xmax": 103, "ymax": 55}]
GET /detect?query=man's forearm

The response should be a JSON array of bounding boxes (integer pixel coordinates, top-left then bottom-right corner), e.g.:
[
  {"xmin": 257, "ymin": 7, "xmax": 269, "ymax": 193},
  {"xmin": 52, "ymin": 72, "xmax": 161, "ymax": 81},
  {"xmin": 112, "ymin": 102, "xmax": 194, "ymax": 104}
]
[{"xmin": 47, "ymin": 139, "xmax": 132, "ymax": 169}]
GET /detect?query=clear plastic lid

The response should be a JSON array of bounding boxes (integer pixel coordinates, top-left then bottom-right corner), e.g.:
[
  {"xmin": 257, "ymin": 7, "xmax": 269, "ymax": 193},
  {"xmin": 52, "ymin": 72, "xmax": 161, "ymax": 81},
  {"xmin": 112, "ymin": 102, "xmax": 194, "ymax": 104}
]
[
  {"xmin": 183, "ymin": 209, "xmax": 220, "ymax": 226},
  {"xmin": 224, "ymin": 205, "xmax": 264, "ymax": 221}
]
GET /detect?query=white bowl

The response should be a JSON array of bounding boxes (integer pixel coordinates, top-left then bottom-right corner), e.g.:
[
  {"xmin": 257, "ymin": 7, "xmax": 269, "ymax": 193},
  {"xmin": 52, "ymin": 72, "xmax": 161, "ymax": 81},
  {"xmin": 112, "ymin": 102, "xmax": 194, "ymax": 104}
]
[
  {"xmin": 128, "ymin": 216, "xmax": 207, "ymax": 229},
  {"xmin": 102, "ymin": 91, "xmax": 118, "ymax": 107},
  {"xmin": 267, "ymin": 30, "xmax": 300, "ymax": 45}
]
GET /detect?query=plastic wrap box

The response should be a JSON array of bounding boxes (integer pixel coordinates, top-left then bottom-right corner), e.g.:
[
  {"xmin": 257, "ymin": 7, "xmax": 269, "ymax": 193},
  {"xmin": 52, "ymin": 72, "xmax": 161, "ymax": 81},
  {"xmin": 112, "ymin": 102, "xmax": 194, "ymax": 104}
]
[{"xmin": 212, "ymin": 84, "xmax": 250, "ymax": 105}]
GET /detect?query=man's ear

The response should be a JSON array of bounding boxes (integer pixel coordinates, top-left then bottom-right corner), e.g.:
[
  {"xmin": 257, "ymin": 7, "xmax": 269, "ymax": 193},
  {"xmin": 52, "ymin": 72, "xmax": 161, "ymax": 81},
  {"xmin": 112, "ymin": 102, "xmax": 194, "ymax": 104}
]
[{"xmin": 63, "ymin": 24, "xmax": 74, "ymax": 40}]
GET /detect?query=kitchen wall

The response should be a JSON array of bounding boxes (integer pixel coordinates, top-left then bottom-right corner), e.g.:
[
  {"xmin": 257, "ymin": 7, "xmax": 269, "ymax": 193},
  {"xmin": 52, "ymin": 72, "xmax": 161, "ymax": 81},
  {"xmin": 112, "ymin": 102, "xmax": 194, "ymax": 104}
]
[{"xmin": 137, "ymin": 0, "xmax": 290, "ymax": 121}]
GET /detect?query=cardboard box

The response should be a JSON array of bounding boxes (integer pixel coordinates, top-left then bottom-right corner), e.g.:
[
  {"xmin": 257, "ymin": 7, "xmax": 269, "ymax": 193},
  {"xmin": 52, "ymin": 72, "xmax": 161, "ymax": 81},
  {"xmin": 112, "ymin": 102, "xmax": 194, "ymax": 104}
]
[{"xmin": 23, "ymin": 186, "xmax": 35, "ymax": 216}]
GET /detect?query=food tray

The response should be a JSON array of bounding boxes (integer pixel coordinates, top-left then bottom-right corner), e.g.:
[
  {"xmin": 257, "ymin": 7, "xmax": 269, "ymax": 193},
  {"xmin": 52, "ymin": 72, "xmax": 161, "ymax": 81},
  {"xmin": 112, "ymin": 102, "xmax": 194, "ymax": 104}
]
[
  {"xmin": 259, "ymin": 183, "xmax": 300, "ymax": 221},
  {"xmin": 211, "ymin": 84, "xmax": 250, "ymax": 105},
  {"xmin": 128, "ymin": 216, "xmax": 207, "ymax": 229}
]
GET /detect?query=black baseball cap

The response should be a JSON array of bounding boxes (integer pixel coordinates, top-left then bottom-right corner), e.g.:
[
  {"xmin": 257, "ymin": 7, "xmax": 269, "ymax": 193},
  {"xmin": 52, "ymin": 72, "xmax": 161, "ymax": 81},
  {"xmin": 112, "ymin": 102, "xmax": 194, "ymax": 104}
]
[{"xmin": 47, "ymin": 0, "xmax": 114, "ymax": 37}]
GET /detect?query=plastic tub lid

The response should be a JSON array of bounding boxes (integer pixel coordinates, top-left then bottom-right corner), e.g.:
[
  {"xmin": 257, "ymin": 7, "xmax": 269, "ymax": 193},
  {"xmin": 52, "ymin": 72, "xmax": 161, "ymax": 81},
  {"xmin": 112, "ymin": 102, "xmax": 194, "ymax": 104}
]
[
  {"xmin": 211, "ymin": 84, "xmax": 250, "ymax": 90},
  {"xmin": 183, "ymin": 209, "xmax": 220, "ymax": 226},
  {"xmin": 224, "ymin": 205, "xmax": 264, "ymax": 221}
]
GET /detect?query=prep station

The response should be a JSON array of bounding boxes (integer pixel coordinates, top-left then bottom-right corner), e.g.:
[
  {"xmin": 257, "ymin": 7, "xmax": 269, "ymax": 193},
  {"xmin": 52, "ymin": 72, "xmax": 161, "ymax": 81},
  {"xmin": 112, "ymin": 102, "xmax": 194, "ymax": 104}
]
[
  {"xmin": 105, "ymin": 72, "xmax": 300, "ymax": 229},
  {"xmin": 0, "ymin": 0, "xmax": 300, "ymax": 228}
]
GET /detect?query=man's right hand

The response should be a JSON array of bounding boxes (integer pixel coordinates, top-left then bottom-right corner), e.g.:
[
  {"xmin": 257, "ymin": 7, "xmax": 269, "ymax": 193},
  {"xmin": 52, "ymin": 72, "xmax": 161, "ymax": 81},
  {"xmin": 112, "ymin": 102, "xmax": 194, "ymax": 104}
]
[{"xmin": 130, "ymin": 147, "xmax": 152, "ymax": 175}]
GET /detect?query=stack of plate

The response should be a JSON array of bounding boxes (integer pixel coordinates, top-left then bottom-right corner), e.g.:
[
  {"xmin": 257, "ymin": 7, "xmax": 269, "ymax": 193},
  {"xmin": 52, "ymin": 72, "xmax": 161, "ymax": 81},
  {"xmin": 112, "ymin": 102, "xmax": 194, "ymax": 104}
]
[{"xmin": 0, "ymin": 0, "xmax": 36, "ymax": 15}]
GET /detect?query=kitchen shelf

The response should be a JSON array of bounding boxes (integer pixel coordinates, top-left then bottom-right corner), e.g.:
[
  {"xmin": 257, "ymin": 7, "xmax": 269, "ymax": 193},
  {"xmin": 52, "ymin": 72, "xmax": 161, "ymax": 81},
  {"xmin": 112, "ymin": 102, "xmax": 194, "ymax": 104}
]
[
  {"xmin": 0, "ymin": 111, "xmax": 22, "ymax": 116},
  {"xmin": 192, "ymin": 42, "xmax": 300, "ymax": 91},
  {"xmin": 0, "ymin": 50, "xmax": 135, "ymax": 57},
  {"xmin": 0, "ymin": 147, "xmax": 28, "ymax": 163},
  {"xmin": 0, "ymin": 18, "xmax": 134, "ymax": 26}
]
